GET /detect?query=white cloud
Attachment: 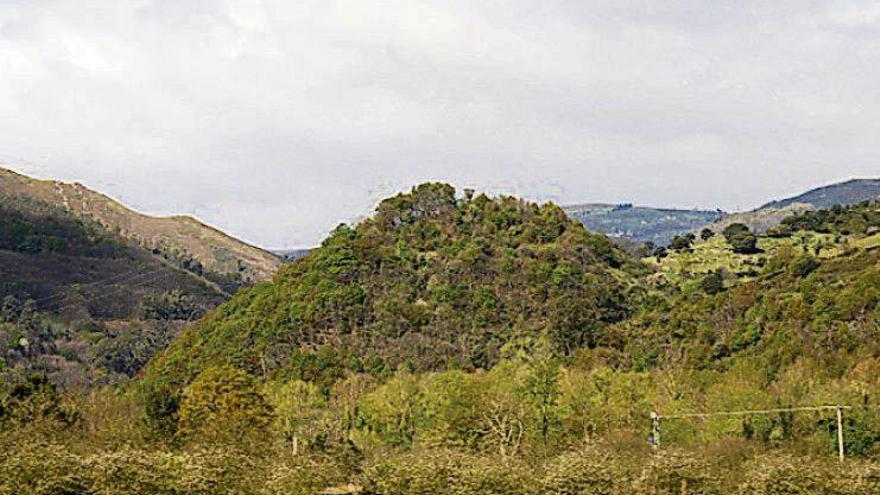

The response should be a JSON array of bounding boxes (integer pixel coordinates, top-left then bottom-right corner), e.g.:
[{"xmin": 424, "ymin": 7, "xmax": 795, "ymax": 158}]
[{"xmin": 1, "ymin": 0, "xmax": 879, "ymax": 247}]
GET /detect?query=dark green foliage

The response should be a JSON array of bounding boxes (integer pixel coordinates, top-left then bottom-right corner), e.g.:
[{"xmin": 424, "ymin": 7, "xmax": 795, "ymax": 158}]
[
  {"xmin": 701, "ymin": 228, "xmax": 715, "ymax": 241},
  {"xmin": 145, "ymin": 184, "xmax": 642, "ymax": 392},
  {"xmin": 141, "ymin": 290, "xmax": 205, "ymax": 321},
  {"xmin": 669, "ymin": 233, "xmax": 696, "ymax": 252},
  {"xmin": 0, "ymin": 202, "xmax": 120, "ymax": 257},
  {"xmin": 782, "ymin": 200, "xmax": 880, "ymax": 235},
  {"xmin": 722, "ymin": 223, "xmax": 750, "ymax": 241},
  {"xmin": 789, "ymin": 254, "xmax": 820, "ymax": 278},
  {"xmin": 700, "ymin": 271, "xmax": 725, "ymax": 294},
  {"xmin": 724, "ymin": 225, "xmax": 759, "ymax": 254},
  {"xmin": 0, "ymin": 371, "xmax": 76, "ymax": 426},
  {"xmin": 730, "ymin": 232, "xmax": 758, "ymax": 254}
]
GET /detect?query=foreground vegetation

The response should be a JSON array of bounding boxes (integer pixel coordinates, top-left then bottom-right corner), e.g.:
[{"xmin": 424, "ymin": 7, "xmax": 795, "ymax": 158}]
[{"xmin": 4, "ymin": 187, "xmax": 880, "ymax": 493}]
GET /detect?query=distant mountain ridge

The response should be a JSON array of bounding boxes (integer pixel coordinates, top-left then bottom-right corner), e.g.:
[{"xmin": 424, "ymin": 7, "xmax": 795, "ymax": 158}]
[
  {"xmin": 563, "ymin": 203, "xmax": 725, "ymax": 246},
  {"xmin": 566, "ymin": 178, "xmax": 880, "ymax": 246},
  {"xmin": 710, "ymin": 178, "xmax": 880, "ymax": 235},
  {"xmin": 0, "ymin": 167, "xmax": 281, "ymax": 287},
  {"xmin": 759, "ymin": 178, "xmax": 880, "ymax": 210}
]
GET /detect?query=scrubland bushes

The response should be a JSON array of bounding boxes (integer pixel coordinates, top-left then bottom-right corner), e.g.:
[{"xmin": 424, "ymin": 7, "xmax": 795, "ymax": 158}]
[
  {"xmin": 6, "ymin": 352, "xmax": 880, "ymax": 494},
  {"xmin": 8, "ymin": 437, "xmax": 880, "ymax": 495}
]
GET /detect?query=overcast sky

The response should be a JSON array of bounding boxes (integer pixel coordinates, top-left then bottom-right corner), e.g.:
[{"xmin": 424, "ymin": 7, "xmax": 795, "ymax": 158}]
[{"xmin": 1, "ymin": 1, "xmax": 879, "ymax": 248}]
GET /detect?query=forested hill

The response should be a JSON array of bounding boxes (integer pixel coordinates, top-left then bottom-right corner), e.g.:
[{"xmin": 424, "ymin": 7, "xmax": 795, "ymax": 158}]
[
  {"xmin": 760, "ymin": 178, "xmax": 880, "ymax": 211},
  {"xmin": 0, "ymin": 192, "xmax": 230, "ymax": 385},
  {"xmin": 146, "ymin": 183, "xmax": 646, "ymax": 388},
  {"xmin": 0, "ymin": 167, "xmax": 281, "ymax": 289}
]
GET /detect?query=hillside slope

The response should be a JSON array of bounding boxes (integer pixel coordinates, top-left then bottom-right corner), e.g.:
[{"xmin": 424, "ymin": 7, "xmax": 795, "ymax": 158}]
[
  {"xmin": 709, "ymin": 178, "xmax": 880, "ymax": 235},
  {"xmin": 617, "ymin": 200, "xmax": 880, "ymax": 370},
  {"xmin": 146, "ymin": 184, "xmax": 645, "ymax": 389},
  {"xmin": 0, "ymin": 194, "xmax": 230, "ymax": 385},
  {"xmin": 0, "ymin": 167, "xmax": 281, "ymax": 288},
  {"xmin": 760, "ymin": 178, "xmax": 880, "ymax": 210}
]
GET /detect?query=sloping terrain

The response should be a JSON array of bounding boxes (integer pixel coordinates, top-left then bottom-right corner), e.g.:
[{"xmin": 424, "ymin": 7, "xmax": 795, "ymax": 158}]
[
  {"xmin": 708, "ymin": 179, "xmax": 880, "ymax": 235},
  {"xmin": 0, "ymin": 194, "xmax": 228, "ymax": 385},
  {"xmin": 760, "ymin": 178, "xmax": 880, "ymax": 210},
  {"xmin": 8, "ymin": 193, "xmax": 880, "ymax": 494},
  {"xmin": 146, "ymin": 184, "xmax": 645, "ymax": 389},
  {"xmin": 0, "ymin": 167, "xmax": 281, "ymax": 289},
  {"xmin": 622, "ymin": 200, "xmax": 880, "ymax": 370},
  {"xmin": 563, "ymin": 203, "xmax": 725, "ymax": 246}
]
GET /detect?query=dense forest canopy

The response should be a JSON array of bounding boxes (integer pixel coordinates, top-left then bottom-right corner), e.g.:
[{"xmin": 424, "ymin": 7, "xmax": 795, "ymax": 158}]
[{"xmin": 146, "ymin": 183, "xmax": 645, "ymax": 390}]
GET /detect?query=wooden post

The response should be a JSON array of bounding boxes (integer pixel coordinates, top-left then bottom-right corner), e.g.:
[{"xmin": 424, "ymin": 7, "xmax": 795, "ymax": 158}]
[{"xmin": 836, "ymin": 406, "xmax": 845, "ymax": 462}]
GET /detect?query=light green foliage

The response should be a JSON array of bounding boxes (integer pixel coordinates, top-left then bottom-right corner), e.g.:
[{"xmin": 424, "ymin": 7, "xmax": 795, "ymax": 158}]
[
  {"xmin": 267, "ymin": 379, "xmax": 328, "ymax": 451},
  {"xmin": 177, "ymin": 365, "xmax": 272, "ymax": 442},
  {"xmin": 557, "ymin": 366, "xmax": 650, "ymax": 440},
  {"xmin": 358, "ymin": 368, "xmax": 426, "ymax": 446}
]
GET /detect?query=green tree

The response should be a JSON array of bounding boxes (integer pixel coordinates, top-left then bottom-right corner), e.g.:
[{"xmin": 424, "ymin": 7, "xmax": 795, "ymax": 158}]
[
  {"xmin": 177, "ymin": 365, "xmax": 272, "ymax": 442},
  {"xmin": 722, "ymin": 223, "xmax": 750, "ymax": 242},
  {"xmin": 267, "ymin": 379, "xmax": 328, "ymax": 454},
  {"xmin": 669, "ymin": 233, "xmax": 696, "ymax": 252},
  {"xmin": 700, "ymin": 271, "xmax": 725, "ymax": 295}
]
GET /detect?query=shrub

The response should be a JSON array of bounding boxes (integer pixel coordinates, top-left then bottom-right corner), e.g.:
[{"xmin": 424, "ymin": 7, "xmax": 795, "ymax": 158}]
[
  {"xmin": 0, "ymin": 441, "xmax": 87, "ymax": 495},
  {"xmin": 700, "ymin": 272, "xmax": 725, "ymax": 295},
  {"xmin": 541, "ymin": 447, "xmax": 618, "ymax": 495},
  {"xmin": 363, "ymin": 449, "xmax": 460, "ymax": 495},
  {"xmin": 363, "ymin": 449, "xmax": 535, "ymax": 495},
  {"xmin": 260, "ymin": 455, "xmax": 349, "ymax": 495},
  {"xmin": 789, "ymin": 255, "xmax": 819, "ymax": 278},
  {"xmin": 634, "ymin": 450, "xmax": 719, "ymax": 495},
  {"xmin": 737, "ymin": 454, "xmax": 836, "ymax": 495},
  {"xmin": 82, "ymin": 447, "xmax": 183, "ymax": 495}
]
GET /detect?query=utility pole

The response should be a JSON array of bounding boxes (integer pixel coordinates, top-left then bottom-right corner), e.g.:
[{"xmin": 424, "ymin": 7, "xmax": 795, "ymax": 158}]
[
  {"xmin": 650, "ymin": 412, "xmax": 661, "ymax": 450},
  {"xmin": 836, "ymin": 405, "xmax": 845, "ymax": 462}
]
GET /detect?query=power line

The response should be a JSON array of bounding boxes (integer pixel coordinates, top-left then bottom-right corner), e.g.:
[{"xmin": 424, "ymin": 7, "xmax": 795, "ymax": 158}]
[
  {"xmin": 650, "ymin": 404, "xmax": 856, "ymax": 461},
  {"xmin": 49, "ymin": 269, "xmax": 173, "ymax": 314},
  {"xmin": 659, "ymin": 405, "xmax": 852, "ymax": 420},
  {"xmin": 35, "ymin": 267, "xmax": 167, "ymax": 305},
  {"xmin": 38, "ymin": 268, "xmax": 169, "ymax": 307}
]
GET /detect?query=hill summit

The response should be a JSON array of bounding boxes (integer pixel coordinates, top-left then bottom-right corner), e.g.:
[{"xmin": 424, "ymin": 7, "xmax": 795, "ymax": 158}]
[{"xmin": 147, "ymin": 183, "xmax": 643, "ymax": 387}]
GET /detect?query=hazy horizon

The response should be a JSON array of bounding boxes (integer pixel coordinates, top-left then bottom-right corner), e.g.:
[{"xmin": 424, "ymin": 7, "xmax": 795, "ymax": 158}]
[{"xmin": 3, "ymin": 1, "xmax": 880, "ymax": 248}]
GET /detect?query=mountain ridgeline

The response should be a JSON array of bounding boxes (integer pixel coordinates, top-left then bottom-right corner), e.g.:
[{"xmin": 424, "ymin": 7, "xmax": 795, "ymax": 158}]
[
  {"xmin": 0, "ymin": 167, "xmax": 281, "ymax": 290},
  {"xmin": 566, "ymin": 178, "xmax": 880, "ymax": 246},
  {"xmin": 147, "ymin": 184, "xmax": 644, "ymax": 387},
  {"xmin": 0, "ymin": 166, "xmax": 284, "ymax": 386}
]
